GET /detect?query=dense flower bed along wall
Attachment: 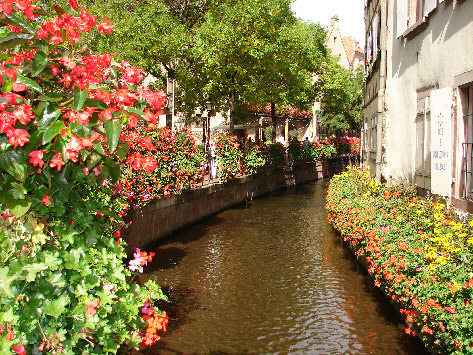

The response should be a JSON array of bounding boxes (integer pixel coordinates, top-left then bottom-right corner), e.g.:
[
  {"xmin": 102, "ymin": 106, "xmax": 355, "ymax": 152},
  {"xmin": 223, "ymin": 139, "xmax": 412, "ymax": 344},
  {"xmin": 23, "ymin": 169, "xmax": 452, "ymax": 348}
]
[
  {"xmin": 0, "ymin": 1, "xmax": 169, "ymax": 353},
  {"xmin": 326, "ymin": 167, "xmax": 473, "ymax": 354}
]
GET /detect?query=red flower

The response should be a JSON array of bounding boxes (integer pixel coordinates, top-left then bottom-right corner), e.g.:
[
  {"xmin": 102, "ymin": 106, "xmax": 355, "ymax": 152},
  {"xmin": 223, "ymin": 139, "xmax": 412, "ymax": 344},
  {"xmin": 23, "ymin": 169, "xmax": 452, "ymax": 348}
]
[
  {"xmin": 97, "ymin": 18, "xmax": 115, "ymax": 34},
  {"xmin": 49, "ymin": 153, "xmax": 65, "ymax": 171},
  {"xmin": 29, "ymin": 150, "xmax": 44, "ymax": 168},
  {"xmin": 11, "ymin": 344, "xmax": 26, "ymax": 355},
  {"xmin": 6, "ymin": 128, "xmax": 29, "ymax": 148},
  {"xmin": 11, "ymin": 82, "xmax": 27, "ymax": 92},
  {"xmin": 41, "ymin": 194, "xmax": 51, "ymax": 206},
  {"xmin": 68, "ymin": 0, "xmax": 78, "ymax": 10}
]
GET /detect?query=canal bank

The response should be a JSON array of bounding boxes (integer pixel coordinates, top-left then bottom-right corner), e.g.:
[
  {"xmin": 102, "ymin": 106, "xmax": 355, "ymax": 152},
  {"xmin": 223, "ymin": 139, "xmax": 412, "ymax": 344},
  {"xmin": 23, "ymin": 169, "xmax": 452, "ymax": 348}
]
[{"xmin": 123, "ymin": 155, "xmax": 358, "ymax": 250}]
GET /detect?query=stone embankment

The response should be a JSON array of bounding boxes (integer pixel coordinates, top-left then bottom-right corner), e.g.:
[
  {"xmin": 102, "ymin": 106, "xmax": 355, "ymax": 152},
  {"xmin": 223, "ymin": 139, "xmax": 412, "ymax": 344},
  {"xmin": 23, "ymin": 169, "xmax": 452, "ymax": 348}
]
[{"xmin": 123, "ymin": 155, "xmax": 359, "ymax": 250}]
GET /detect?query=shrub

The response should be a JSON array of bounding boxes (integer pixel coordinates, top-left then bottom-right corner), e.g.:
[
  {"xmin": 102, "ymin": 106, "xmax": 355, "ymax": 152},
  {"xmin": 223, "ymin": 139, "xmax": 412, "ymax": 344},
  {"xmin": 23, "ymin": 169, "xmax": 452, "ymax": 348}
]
[
  {"xmin": 244, "ymin": 141, "xmax": 268, "ymax": 174},
  {"xmin": 214, "ymin": 133, "xmax": 243, "ymax": 181}
]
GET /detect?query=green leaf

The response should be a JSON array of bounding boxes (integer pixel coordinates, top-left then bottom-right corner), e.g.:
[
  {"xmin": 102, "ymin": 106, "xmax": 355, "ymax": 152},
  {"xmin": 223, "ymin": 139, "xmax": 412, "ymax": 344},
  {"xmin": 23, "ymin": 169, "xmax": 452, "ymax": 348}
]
[
  {"xmin": 123, "ymin": 106, "xmax": 145, "ymax": 118},
  {"xmin": 0, "ymin": 13, "xmax": 34, "ymax": 33},
  {"xmin": 42, "ymin": 121, "xmax": 65, "ymax": 144},
  {"xmin": 43, "ymin": 295, "xmax": 69, "ymax": 318},
  {"xmin": 103, "ymin": 119, "xmax": 121, "ymax": 153},
  {"xmin": 4, "ymin": 196, "xmax": 31, "ymax": 217},
  {"xmin": 109, "ymin": 164, "xmax": 121, "ymax": 183},
  {"xmin": 0, "ymin": 149, "xmax": 26, "ymax": 182},
  {"xmin": 0, "ymin": 267, "xmax": 15, "ymax": 298},
  {"xmin": 38, "ymin": 103, "xmax": 60, "ymax": 128},
  {"xmin": 10, "ymin": 182, "xmax": 26, "ymax": 199},
  {"xmin": 16, "ymin": 74, "xmax": 43, "ymax": 93},
  {"xmin": 84, "ymin": 98, "xmax": 108, "ymax": 110},
  {"xmin": 38, "ymin": 92, "xmax": 63, "ymax": 102},
  {"xmin": 73, "ymin": 86, "xmax": 88, "ymax": 111},
  {"xmin": 87, "ymin": 153, "xmax": 102, "ymax": 170},
  {"xmin": 0, "ymin": 33, "xmax": 34, "ymax": 50},
  {"xmin": 32, "ymin": 51, "xmax": 49, "ymax": 76},
  {"xmin": 50, "ymin": 171, "xmax": 68, "ymax": 202},
  {"xmin": 116, "ymin": 142, "xmax": 130, "ymax": 160},
  {"xmin": 23, "ymin": 263, "xmax": 48, "ymax": 282}
]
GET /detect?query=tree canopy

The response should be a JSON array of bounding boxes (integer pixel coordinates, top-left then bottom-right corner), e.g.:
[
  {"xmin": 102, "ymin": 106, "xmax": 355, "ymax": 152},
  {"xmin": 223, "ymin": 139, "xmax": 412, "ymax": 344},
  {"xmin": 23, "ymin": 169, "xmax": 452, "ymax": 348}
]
[
  {"xmin": 314, "ymin": 56, "xmax": 363, "ymax": 132},
  {"xmin": 79, "ymin": 0, "xmax": 360, "ymax": 134}
]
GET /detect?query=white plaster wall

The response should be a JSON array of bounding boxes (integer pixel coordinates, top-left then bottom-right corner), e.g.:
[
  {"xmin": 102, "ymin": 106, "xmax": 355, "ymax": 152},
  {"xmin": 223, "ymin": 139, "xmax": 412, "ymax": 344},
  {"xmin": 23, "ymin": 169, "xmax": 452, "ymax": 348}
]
[{"xmin": 383, "ymin": 0, "xmax": 473, "ymax": 182}]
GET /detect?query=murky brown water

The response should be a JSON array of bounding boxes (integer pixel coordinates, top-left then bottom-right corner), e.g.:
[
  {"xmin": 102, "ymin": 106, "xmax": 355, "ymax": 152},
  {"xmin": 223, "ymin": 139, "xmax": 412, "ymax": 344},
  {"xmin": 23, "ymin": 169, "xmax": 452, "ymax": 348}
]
[{"xmin": 141, "ymin": 180, "xmax": 428, "ymax": 354}]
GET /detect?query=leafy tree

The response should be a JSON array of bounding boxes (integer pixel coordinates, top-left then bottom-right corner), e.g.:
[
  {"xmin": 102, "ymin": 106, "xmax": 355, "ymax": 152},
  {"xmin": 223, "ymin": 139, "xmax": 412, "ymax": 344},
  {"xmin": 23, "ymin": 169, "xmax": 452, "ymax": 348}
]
[
  {"xmin": 315, "ymin": 56, "xmax": 363, "ymax": 132},
  {"xmin": 195, "ymin": 0, "xmax": 325, "ymax": 134}
]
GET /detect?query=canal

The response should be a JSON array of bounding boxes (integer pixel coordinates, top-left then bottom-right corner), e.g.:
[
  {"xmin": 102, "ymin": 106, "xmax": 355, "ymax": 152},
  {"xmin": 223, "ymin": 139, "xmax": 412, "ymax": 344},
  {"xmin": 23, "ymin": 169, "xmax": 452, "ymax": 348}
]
[{"xmin": 141, "ymin": 179, "xmax": 428, "ymax": 354}]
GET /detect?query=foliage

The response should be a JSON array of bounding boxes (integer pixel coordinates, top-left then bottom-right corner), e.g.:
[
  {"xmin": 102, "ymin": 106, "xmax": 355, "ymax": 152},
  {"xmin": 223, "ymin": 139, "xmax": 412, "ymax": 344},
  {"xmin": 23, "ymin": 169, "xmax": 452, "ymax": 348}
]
[
  {"xmin": 327, "ymin": 167, "xmax": 473, "ymax": 354},
  {"xmin": 214, "ymin": 133, "xmax": 243, "ymax": 181},
  {"xmin": 0, "ymin": 1, "xmax": 168, "ymax": 352},
  {"xmin": 287, "ymin": 138, "xmax": 304, "ymax": 163},
  {"xmin": 266, "ymin": 142, "xmax": 286, "ymax": 166},
  {"xmin": 315, "ymin": 56, "xmax": 363, "ymax": 131},
  {"xmin": 195, "ymin": 0, "xmax": 326, "ymax": 131},
  {"xmin": 304, "ymin": 139, "xmax": 337, "ymax": 161},
  {"xmin": 244, "ymin": 141, "xmax": 267, "ymax": 174},
  {"xmin": 119, "ymin": 127, "xmax": 206, "ymax": 207}
]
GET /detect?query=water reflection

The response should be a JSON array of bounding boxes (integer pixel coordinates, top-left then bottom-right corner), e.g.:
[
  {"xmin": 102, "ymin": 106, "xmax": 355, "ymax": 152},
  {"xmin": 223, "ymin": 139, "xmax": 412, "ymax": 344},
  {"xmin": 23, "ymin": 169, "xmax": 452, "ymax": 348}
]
[{"xmin": 141, "ymin": 180, "xmax": 428, "ymax": 354}]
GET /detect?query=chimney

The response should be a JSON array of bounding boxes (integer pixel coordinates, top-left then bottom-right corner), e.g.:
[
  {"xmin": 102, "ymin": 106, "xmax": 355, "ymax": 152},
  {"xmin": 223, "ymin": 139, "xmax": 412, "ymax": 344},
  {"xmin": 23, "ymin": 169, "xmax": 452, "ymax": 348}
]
[{"xmin": 331, "ymin": 15, "xmax": 339, "ymax": 26}]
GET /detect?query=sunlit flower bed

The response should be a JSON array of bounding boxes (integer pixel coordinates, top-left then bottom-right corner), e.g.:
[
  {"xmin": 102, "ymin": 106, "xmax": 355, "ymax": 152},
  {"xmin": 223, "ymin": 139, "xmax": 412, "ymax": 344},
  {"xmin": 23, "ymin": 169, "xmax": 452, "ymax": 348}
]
[{"xmin": 326, "ymin": 167, "xmax": 473, "ymax": 354}]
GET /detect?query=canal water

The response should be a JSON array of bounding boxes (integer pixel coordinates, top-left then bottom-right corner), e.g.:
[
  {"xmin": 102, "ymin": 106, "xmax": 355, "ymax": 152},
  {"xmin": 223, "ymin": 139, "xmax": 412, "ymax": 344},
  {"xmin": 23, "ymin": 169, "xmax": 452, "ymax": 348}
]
[{"xmin": 141, "ymin": 179, "xmax": 427, "ymax": 354}]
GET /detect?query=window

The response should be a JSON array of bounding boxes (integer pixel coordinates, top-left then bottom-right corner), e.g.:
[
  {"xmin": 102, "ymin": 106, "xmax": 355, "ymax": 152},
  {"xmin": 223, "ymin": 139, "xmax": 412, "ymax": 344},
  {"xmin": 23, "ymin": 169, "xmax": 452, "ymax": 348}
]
[
  {"xmin": 370, "ymin": 116, "xmax": 377, "ymax": 160},
  {"xmin": 415, "ymin": 93, "xmax": 431, "ymax": 190},
  {"xmin": 461, "ymin": 86, "xmax": 473, "ymax": 199},
  {"xmin": 396, "ymin": 0, "xmax": 438, "ymax": 38}
]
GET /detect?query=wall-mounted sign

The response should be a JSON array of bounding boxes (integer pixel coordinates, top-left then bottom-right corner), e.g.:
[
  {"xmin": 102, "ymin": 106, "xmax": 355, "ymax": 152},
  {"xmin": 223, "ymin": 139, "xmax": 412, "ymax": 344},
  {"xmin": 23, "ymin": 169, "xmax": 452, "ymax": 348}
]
[{"xmin": 430, "ymin": 87, "xmax": 452, "ymax": 197}]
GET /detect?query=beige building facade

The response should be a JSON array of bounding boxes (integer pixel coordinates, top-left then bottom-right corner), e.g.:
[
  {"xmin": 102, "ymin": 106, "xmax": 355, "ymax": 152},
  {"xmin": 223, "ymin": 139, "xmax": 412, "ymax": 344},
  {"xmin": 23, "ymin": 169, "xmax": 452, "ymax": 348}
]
[{"xmin": 363, "ymin": 0, "xmax": 473, "ymax": 210}]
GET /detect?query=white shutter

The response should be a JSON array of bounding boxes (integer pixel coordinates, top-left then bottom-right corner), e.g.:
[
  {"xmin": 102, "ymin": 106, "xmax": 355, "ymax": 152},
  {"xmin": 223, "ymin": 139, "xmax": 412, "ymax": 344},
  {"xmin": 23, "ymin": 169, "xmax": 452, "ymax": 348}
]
[
  {"xmin": 424, "ymin": 0, "xmax": 437, "ymax": 17},
  {"xmin": 372, "ymin": 13, "xmax": 378, "ymax": 61},
  {"xmin": 396, "ymin": 0, "xmax": 408, "ymax": 38}
]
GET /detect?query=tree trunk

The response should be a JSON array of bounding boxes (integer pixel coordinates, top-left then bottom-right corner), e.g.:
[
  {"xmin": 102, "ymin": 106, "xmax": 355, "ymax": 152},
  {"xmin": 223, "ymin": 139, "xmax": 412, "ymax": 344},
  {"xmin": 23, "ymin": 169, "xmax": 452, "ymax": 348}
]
[
  {"xmin": 271, "ymin": 101, "xmax": 276, "ymax": 143},
  {"xmin": 229, "ymin": 89, "xmax": 236, "ymax": 134}
]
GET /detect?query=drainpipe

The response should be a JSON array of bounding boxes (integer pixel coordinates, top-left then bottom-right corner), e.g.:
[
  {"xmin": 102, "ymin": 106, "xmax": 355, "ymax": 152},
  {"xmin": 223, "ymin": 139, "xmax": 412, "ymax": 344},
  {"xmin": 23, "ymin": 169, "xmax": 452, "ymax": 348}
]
[{"xmin": 376, "ymin": 0, "xmax": 387, "ymax": 183}]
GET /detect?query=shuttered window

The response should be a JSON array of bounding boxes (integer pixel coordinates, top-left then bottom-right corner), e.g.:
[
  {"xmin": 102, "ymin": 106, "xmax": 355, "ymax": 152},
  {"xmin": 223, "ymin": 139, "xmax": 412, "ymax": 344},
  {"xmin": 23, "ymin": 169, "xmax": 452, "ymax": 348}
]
[
  {"xmin": 415, "ymin": 94, "xmax": 432, "ymax": 190},
  {"xmin": 462, "ymin": 86, "xmax": 473, "ymax": 199}
]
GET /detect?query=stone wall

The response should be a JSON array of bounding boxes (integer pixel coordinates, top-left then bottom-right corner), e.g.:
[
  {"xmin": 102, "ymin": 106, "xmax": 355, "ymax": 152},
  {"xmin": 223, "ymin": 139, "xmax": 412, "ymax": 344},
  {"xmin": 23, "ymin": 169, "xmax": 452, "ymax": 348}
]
[{"xmin": 123, "ymin": 155, "xmax": 359, "ymax": 250}]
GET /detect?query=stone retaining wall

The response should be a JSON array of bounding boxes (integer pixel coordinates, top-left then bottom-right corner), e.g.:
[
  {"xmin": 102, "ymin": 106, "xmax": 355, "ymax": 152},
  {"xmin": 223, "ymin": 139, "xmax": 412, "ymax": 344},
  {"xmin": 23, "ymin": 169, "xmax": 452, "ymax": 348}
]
[{"xmin": 123, "ymin": 155, "xmax": 359, "ymax": 250}]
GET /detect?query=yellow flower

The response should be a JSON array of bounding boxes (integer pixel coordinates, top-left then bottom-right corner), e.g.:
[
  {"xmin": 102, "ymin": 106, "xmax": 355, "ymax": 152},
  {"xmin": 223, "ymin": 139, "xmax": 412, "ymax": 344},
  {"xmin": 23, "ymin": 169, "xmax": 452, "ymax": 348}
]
[{"xmin": 468, "ymin": 237, "xmax": 473, "ymax": 245}]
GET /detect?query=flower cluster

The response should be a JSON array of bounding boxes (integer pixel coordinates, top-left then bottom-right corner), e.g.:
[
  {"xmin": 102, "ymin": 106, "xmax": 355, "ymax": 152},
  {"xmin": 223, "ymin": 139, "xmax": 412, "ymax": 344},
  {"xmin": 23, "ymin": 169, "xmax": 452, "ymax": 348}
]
[
  {"xmin": 118, "ymin": 127, "xmax": 206, "ymax": 207},
  {"xmin": 326, "ymin": 166, "xmax": 473, "ymax": 354},
  {"xmin": 129, "ymin": 248, "xmax": 155, "ymax": 273},
  {"xmin": 141, "ymin": 309, "xmax": 169, "ymax": 346},
  {"xmin": 248, "ymin": 104, "xmax": 312, "ymax": 119},
  {"xmin": 214, "ymin": 132, "xmax": 244, "ymax": 181}
]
